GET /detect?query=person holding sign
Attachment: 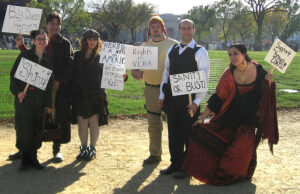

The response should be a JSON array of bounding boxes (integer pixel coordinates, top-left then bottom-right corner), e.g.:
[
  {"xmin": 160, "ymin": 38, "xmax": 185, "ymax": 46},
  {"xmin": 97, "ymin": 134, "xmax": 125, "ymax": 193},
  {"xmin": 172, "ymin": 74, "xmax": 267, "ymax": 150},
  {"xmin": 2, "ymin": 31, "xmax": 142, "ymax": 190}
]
[
  {"xmin": 158, "ymin": 19, "xmax": 210, "ymax": 178},
  {"xmin": 131, "ymin": 14, "xmax": 178, "ymax": 165},
  {"xmin": 16, "ymin": 11, "xmax": 74, "ymax": 163},
  {"xmin": 71, "ymin": 29, "xmax": 109, "ymax": 161},
  {"xmin": 182, "ymin": 43, "xmax": 278, "ymax": 185},
  {"xmin": 10, "ymin": 30, "xmax": 53, "ymax": 171}
]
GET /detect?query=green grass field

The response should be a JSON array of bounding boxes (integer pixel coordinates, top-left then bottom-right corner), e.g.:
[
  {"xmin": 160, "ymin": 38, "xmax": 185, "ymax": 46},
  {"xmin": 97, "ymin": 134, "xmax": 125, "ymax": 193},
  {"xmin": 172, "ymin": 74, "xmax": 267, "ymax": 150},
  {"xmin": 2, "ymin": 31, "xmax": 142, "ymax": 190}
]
[{"xmin": 0, "ymin": 50, "xmax": 299, "ymax": 119}]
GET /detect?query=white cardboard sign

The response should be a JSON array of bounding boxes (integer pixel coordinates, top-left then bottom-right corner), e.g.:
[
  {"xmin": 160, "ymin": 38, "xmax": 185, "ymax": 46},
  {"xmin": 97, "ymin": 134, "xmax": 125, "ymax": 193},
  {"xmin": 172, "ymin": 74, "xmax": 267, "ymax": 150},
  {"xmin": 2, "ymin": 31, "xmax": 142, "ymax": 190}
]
[
  {"xmin": 101, "ymin": 63, "xmax": 125, "ymax": 91},
  {"xmin": 14, "ymin": 58, "xmax": 52, "ymax": 91},
  {"xmin": 125, "ymin": 45, "xmax": 158, "ymax": 70},
  {"xmin": 264, "ymin": 38, "xmax": 296, "ymax": 73},
  {"xmin": 99, "ymin": 42, "xmax": 126, "ymax": 65},
  {"xmin": 2, "ymin": 5, "xmax": 42, "ymax": 35},
  {"xmin": 169, "ymin": 71, "xmax": 208, "ymax": 96}
]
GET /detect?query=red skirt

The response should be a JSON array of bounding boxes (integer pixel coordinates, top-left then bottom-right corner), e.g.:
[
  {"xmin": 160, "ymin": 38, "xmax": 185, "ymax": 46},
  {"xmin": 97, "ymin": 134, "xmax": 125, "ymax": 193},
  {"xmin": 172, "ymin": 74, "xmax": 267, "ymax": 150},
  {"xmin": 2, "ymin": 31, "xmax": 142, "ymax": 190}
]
[{"xmin": 183, "ymin": 122, "xmax": 257, "ymax": 185}]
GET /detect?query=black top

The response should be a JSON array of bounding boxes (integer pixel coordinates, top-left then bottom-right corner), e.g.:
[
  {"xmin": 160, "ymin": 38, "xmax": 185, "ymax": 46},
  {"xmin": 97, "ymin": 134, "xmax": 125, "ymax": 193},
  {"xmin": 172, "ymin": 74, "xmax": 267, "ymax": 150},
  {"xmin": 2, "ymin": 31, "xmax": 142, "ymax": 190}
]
[{"xmin": 208, "ymin": 64, "xmax": 267, "ymax": 127}]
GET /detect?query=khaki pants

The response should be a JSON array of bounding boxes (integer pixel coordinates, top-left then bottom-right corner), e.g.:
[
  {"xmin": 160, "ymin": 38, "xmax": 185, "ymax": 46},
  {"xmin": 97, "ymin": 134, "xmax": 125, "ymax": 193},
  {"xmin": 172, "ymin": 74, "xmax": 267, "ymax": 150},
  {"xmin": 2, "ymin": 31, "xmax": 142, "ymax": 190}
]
[{"xmin": 144, "ymin": 85, "xmax": 163, "ymax": 157}]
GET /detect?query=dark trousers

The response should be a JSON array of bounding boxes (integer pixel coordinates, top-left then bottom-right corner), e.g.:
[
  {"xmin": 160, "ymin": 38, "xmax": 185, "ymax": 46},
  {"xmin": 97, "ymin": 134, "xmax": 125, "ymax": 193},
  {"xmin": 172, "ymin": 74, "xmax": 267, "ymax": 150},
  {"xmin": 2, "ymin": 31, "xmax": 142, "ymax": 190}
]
[
  {"xmin": 54, "ymin": 82, "xmax": 73, "ymax": 144},
  {"xmin": 166, "ymin": 97, "xmax": 199, "ymax": 169}
]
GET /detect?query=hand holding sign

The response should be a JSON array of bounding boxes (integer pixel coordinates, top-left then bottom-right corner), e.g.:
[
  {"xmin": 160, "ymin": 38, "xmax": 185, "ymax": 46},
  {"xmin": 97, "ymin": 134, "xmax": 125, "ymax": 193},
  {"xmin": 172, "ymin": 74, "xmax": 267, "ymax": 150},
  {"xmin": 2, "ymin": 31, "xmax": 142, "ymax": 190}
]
[
  {"xmin": 14, "ymin": 58, "xmax": 52, "ymax": 92},
  {"xmin": 2, "ymin": 5, "xmax": 42, "ymax": 35},
  {"xmin": 169, "ymin": 71, "xmax": 208, "ymax": 117},
  {"xmin": 264, "ymin": 38, "xmax": 296, "ymax": 86},
  {"xmin": 265, "ymin": 38, "xmax": 296, "ymax": 73}
]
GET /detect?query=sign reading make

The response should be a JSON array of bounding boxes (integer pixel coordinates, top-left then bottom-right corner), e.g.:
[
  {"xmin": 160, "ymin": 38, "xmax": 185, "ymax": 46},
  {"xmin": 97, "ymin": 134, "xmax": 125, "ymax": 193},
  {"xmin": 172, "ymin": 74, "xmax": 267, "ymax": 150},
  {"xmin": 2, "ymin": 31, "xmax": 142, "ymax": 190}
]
[
  {"xmin": 99, "ymin": 42, "xmax": 126, "ymax": 65},
  {"xmin": 169, "ymin": 71, "xmax": 208, "ymax": 96},
  {"xmin": 2, "ymin": 5, "xmax": 42, "ymax": 35},
  {"xmin": 264, "ymin": 38, "xmax": 296, "ymax": 73},
  {"xmin": 125, "ymin": 45, "xmax": 158, "ymax": 70},
  {"xmin": 14, "ymin": 58, "xmax": 52, "ymax": 91}
]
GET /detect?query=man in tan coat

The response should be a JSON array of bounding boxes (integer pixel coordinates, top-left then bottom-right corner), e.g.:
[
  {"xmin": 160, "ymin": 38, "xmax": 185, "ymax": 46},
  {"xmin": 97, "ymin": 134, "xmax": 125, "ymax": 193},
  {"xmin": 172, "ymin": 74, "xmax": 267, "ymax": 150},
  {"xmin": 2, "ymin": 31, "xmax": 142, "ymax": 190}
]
[{"xmin": 131, "ymin": 14, "xmax": 178, "ymax": 165}]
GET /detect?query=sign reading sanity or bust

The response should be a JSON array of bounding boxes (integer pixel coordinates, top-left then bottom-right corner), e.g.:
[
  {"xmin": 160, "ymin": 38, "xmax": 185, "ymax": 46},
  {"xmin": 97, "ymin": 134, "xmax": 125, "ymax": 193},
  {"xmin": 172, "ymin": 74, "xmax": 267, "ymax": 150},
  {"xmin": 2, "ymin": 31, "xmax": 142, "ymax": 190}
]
[
  {"xmin": 264, "ymin": 38, "xmax": 296, "ymax": 73},
  {"xmin": 101, "ymin": 63, "xmax": 125, "ymax": 91},
  {"xmin": 125, "ymin": 45, "xmax": 158, "ymax": 70},
  {"xmin": 99, "ymin": 42, "xmax": 126, "ymax": 65},
  {"xmin": 14, "ymin": 58, "xmax": 52, "ymax": 91},
  {"xmin": 169, "ymin": 71, "xmax": 208, "ymax": 96},
  {"xmin": 2, "ymin": 5, "xmax": 42, "ymax": 35}
]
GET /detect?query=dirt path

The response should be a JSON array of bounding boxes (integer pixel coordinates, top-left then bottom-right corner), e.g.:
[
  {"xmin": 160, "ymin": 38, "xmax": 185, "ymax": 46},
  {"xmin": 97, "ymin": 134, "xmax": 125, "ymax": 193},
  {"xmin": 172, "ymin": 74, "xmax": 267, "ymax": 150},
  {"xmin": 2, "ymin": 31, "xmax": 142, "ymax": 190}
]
[{"xmin": 0, "ymin": 109, "xmax": 300, "ymax": 194}]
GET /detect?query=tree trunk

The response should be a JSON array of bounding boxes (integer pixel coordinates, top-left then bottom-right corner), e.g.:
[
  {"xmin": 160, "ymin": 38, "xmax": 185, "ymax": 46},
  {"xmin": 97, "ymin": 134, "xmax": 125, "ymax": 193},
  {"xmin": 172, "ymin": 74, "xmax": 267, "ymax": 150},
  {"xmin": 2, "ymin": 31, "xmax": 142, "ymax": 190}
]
[{"xmin": 254, "ymin": 18, "xmax": 263, "ymax": 51}]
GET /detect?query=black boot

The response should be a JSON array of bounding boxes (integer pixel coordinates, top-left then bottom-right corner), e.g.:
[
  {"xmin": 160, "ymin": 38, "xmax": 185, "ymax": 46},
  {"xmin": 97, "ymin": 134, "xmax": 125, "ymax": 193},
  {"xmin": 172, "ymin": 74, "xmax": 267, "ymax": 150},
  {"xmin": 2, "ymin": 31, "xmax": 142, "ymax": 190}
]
[
  {"xmin": 29, "ymin": 150, "xmax": 44, "ymax": 170},
  {"xmin": 19, "ymin": 153, "xmax": 29, "ymax": 172},
  {"xmin": 8, "ymin": 151, "xmax": 22, "ymax": 160},
  {"xmin": 52, "ymin": 143, "xmax": 63, "ymax": 163}
]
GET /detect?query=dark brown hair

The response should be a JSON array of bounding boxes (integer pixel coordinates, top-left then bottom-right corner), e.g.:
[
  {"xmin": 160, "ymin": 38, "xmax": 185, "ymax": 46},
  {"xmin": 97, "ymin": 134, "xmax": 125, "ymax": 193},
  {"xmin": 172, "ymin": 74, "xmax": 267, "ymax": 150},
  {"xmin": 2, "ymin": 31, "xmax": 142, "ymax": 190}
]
[
  {"xmin": 80, "ymin": 37, "xmax": 102, "ymax": 65},
  {"xmin": 30, "ymin": 29, "xmax": 46, "ymax": 40},
  {"xmin": 46, "ymin": 11, "xmax": 62, "ymax": 24},
  {"xmin": 228, "ymin": 43, "xmax": 252, "ymax": 69}
]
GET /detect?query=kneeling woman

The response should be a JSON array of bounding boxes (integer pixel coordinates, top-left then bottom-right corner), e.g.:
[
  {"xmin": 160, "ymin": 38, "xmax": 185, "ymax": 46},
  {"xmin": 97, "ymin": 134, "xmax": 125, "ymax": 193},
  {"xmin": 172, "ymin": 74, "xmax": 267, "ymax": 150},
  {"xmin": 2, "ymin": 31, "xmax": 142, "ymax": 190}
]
[
  {"xmin": 10, "ymin": 30, "xmax": 53, "ymax": 171},
  {"xmin": 183, "ymin": 43, "xmax": 278, "ymax": 185}
]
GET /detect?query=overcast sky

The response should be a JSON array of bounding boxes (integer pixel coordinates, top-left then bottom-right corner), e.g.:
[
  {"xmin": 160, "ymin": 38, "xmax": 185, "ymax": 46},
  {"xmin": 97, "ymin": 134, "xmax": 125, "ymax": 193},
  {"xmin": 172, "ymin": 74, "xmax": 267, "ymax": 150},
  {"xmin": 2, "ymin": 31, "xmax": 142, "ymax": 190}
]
[
  {"xmin": 134, "ymin": 0, "xmax": 220, "ymax": 14},
  {"xmin": 86, "ymin": 0, "xmax": 221, "ymax": 15}
]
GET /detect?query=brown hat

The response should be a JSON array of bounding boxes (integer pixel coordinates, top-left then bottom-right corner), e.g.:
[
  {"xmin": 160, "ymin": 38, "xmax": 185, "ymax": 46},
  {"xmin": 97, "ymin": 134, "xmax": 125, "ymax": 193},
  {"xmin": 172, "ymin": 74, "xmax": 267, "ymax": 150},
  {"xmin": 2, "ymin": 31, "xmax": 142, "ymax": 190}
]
[
  {"xmin": 82, "ymin": 29, "xmax": 100, "ymax": 39},
  {"xmin": 147, "ymin": 14, "xmax": 168, "ymax": 42}
]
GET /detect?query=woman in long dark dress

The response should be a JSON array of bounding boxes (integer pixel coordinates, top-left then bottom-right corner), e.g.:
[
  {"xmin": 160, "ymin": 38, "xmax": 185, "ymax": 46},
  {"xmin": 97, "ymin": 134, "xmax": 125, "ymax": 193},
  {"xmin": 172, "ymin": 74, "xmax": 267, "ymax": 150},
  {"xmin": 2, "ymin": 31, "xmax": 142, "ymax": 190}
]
[
  {"xmin": 183, "ymin": 43, "xmax": 278, "ymax": 185},
  {"xmin": 10, "ymin": 30, "xmax": 53, "ymax": 171}
]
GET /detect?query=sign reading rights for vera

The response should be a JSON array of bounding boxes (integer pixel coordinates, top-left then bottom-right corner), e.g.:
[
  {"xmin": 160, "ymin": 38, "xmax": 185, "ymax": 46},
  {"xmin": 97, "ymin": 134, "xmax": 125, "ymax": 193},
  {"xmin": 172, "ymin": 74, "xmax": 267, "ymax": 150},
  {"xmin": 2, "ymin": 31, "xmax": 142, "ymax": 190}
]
[
  {"xmin": 264, "ymin": 38, "xmax": 296, "ymax": 73},
  {"xmin": 14, "ymin": 58, "xmax": 52, "ymax": 91},
  {"xmin": 99, "ymin": 42, "xmax": 126, "ymax": 65},
  {"xmin": 101, "ymin": 63, "xmax": 125, "ymax": 91},
  {"xmin": 2, "ymin": 5, "xmax": 42, "ymax": 35},
  {"xmin": 125, "ymin": 45, "xmax": 158, "ymax": 70},
  {"xmin": 170, "ymin": 71, "xmax": 208, "ymax": 96}
]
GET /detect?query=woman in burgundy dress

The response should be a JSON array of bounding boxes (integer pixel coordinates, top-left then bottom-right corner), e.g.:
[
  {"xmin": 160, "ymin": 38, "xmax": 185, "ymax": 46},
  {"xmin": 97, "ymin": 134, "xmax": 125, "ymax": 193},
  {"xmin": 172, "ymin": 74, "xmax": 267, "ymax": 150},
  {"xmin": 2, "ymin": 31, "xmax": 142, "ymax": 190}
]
[{"xmin": 183, "ymin": 43, "xmax": 278, "ymax": 185}]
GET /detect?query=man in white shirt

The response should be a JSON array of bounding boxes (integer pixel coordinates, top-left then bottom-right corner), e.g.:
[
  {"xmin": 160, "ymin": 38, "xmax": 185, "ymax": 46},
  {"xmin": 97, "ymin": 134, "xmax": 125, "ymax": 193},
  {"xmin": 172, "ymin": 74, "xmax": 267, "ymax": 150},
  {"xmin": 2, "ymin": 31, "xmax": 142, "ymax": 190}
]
[{"xmin": 158, "ymin": 19, "xmax": 210, "ymax": 179}]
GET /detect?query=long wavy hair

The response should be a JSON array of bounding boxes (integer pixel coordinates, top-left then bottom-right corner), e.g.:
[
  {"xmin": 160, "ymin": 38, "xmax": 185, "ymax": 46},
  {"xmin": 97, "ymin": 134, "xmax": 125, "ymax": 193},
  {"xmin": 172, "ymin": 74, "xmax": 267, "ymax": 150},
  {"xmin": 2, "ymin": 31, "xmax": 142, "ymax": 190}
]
[
  {"xmin": 228, "ymin": 43, "xmax": 252, "ymax": 69},
  {"xmin": 80, "ymin": 37, "xmax": 102, "ymax": 65}
]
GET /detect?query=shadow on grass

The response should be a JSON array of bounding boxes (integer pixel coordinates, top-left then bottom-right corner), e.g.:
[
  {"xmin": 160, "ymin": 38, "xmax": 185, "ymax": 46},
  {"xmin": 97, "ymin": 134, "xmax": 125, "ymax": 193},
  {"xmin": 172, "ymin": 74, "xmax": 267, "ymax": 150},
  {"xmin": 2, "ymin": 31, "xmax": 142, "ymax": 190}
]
[{"xmin": 0, "ymin": 159, "xmax": 88, "ymax": 194}]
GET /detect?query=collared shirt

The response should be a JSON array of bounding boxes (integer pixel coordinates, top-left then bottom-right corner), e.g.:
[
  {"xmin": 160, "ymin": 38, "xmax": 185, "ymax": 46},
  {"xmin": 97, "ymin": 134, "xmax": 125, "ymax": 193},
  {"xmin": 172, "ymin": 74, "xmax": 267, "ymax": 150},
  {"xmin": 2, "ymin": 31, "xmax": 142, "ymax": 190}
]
[{"xmin": 159, "ymin": 39, "xmax": 210, "ymax": 106}]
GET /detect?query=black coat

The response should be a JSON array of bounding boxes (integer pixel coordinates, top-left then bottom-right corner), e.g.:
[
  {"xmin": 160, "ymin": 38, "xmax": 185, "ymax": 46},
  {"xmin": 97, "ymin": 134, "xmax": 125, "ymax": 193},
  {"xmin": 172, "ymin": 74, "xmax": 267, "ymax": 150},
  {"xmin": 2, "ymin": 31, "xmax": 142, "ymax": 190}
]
[
  {"xmin": 72, "ymin": 51, "xmax": 108, "ymax": 126},
  {"xmin": 10, "ymin": 48, "xmax": 53, "ymax": 152}
]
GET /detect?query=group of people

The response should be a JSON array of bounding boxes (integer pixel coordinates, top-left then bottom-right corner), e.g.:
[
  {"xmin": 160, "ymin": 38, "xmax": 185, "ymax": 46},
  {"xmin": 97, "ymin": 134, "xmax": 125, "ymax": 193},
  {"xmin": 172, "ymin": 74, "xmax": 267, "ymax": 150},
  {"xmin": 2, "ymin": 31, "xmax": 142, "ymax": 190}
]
[{"xmin": 9, "ymin": 11, "xmax": 279, "ymax": 186}]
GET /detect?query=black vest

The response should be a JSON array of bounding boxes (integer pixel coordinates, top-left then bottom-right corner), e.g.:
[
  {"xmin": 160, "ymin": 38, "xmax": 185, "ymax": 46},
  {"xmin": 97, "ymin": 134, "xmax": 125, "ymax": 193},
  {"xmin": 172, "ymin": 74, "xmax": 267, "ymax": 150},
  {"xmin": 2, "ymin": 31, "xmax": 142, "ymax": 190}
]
[{"xmin": 167, "ymin": 44, "xmax": 202, "ymax": 104}]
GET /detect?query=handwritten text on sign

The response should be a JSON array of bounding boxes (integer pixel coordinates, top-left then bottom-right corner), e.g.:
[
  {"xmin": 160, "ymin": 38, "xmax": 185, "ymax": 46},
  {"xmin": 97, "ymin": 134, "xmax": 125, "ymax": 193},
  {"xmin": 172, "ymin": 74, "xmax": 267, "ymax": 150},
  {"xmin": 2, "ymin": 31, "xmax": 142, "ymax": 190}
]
[
  {"xmin": 99, "ymin": 42, "xmax": 126, "ymax": 65},
  {"xmin": 125, "ymin": 45, "xmax": 158, "ymax": 70},
  {"xmin": 14, "ymin": 58, "xmax": 52, "ymax": 91},
  {"xmin": 170, "ymin": 71, "xmax": 208, "ymax": 96},
  {"xmin": 101, "ymin": 64, "xmax": 125, "ymax": 91},
  {"xmin": 264, "ymin": 38, "xmax": 296, "ymax": 73},
  {"xmin": 2, "ymin": 5, "xmax": 42, "ymax": 35}
]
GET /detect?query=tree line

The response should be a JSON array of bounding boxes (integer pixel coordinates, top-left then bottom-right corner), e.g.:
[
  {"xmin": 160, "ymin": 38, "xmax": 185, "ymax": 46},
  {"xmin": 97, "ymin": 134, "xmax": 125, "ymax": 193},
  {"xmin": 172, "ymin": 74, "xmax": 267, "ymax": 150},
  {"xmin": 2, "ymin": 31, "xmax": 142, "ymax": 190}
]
[{"xmin": 0, "ymin": 0, "xmax": 299, "ymax": 50}]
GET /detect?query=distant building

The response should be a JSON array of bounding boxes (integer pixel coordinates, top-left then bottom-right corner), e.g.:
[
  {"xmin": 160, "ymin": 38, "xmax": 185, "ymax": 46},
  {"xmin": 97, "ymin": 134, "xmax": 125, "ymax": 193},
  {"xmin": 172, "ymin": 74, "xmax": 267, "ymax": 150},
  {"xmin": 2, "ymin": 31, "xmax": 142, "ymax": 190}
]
[{"xmin": 118, "ymin": 13, "xmax": 181, "ymax": 44}]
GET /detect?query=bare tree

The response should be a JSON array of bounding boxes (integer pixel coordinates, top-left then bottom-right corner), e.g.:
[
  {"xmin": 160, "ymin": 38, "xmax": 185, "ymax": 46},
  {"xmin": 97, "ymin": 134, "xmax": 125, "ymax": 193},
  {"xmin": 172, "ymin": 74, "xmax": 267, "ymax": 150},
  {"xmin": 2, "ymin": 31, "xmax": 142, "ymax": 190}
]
[{"xmin": 244, "ymin": 0, "xmax": 283, "ymax": 50}]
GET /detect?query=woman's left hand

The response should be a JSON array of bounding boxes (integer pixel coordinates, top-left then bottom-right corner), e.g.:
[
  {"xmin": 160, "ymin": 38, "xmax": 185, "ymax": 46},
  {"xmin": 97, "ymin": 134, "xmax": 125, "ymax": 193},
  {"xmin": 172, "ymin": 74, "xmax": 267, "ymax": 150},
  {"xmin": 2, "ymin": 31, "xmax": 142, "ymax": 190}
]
[
  {"xmin": 45, "ymin": 107, "xmax": 52, "ymax": 113},
  {"xmin": 265, "ymin": 73, "xmax": 273, "ymax": 82}
]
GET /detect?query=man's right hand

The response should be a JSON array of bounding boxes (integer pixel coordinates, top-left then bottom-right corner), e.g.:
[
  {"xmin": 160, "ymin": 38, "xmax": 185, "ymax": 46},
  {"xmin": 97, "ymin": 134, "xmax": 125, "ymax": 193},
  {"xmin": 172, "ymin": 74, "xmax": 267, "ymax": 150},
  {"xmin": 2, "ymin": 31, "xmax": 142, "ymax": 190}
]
[
  {"xmin": 18, "ymin": 91, "xmax": 26, "ymax": 103},
  {"xmin": 158, "ymin": 99, "xmax": 164, "ymax": 108},
  {"xmin": 15, "ymin": 34, "xmax": 24, "ymax": 48},
  {"xmin": 131, "ymin": 69, "xmax": 144, "ymax": 80}
]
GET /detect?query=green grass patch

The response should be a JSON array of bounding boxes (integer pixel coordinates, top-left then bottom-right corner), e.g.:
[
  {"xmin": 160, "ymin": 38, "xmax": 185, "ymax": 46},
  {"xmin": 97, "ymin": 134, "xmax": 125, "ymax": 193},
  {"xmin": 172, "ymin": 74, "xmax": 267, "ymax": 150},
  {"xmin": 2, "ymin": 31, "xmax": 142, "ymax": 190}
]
[{"xmin": 0, "ymin": 49, "xmax": 299, "ymax": 119}]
